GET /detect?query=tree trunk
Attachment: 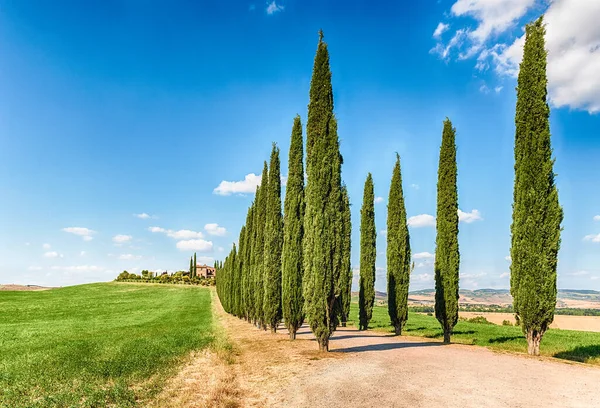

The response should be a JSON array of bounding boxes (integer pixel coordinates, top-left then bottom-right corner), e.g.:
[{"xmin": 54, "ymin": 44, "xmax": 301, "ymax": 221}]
[
  {"xmin": 271, "ymin": 326, "xmax": 277, "ymax": 334},
  {"xmin": 289, "ymin": 330, "xmax": 296, "ymax": 340},
  {"xmin": 394, "ymin": 324, "xmax": 402, "ymax": 336},
  {"xmin": 341, "ymin": 322, "xmax": 346, "ymax": 327},
  {"xmin": 527, "ymin": 329, "xmax": 543, "ymax": 356},
  {"xmin": 443, "ymin": 330, "xmax": 451, "ymax": 344},
  {"xmin": 318, "ymin": 338, "xmax": 329, "ymax": 352}
]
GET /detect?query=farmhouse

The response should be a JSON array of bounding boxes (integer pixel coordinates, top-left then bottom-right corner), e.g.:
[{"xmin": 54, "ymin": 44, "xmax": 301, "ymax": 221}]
[{"xmin": 197, "ymin": 264, "xmax": 216, "ymax": 279}]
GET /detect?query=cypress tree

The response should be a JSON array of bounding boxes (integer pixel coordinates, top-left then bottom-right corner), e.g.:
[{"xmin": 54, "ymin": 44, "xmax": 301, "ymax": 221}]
[
  {"xmin": 193, "ymin": 252, "xmax": 197, "ymax": 278},
  {"xmin": 263, "ymin": 143, "xmax": 283, "ymax": 332},
  {"xmin": 434, "ymin": 118, "xmax": 460, "ymax": 344},
  {"xmin": 338, "ymin": 185, "xmax": 352, "ymax": 327},
  {"xmin": 387, "ymin": 153, "xmax": 412, "ymax": 335},
  {"xmin": 253, "ymin": 161, "xmax": 269, "ymax": 329},
  {"xmin": 235, "ymin": 226, "xmax": 245, "ymax": 317},
  {"xmin": 189, "ymin": 256, "xmax": 193, "ymax": 276},
  {"xmin": 358, "ymin": 173, "xmax": 376, "ymax": 331},
  {"xmin": 242, "ymin": 204, "xmax": 255, "ymax": 321},
  {"xmin": 510, "ymin": 16, "xmax": 562, "ymax": 356},
  {"xmin": 303, "ymin": 31, "xmax": 345, "ymax": 351},
  {"xmin": 282, "ymin": 116, "xmax": 305, "ymax": 339}
]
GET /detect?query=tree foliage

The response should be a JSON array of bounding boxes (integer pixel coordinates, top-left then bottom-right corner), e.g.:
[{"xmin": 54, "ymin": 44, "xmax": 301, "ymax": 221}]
[
  {"xmin": 282, "ymin": 116, "xmax": 305, "ymax": 339},
  {"xmin": 387, "ymin": 153, "xmax": 411, "ymax": 335},
  {"xmin": 359, "ymin": 173, "xmax": 376, "ymax": 331},
  {"xmin": 434, "ymin": 118, "xmax": 460, "ymax": 344},
  {"xmin": 510, "ymin": 16, "xmax": 562, "ymax": 356}
]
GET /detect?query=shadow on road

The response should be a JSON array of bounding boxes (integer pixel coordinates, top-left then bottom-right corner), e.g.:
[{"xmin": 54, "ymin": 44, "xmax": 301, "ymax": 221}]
[
  {"xmin": 332, "ymin": 333, "xmax": 395, "ymax": 341},
  {"xmin": 333, "ymin": 341, "xmax": 443, "ymax": 353}
]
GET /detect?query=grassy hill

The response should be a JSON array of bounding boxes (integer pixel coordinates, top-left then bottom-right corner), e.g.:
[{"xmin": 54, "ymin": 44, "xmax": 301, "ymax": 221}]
[{"xmin": 0, "ymin": 282, "xmax": 214, "ymax": 408}]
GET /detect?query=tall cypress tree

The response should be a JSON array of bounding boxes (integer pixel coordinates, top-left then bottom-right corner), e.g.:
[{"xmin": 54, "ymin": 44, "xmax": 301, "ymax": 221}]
[
  {"xmin": 193, "ymin": 252, "xmax": 197, "ymax": 278},
  {"xmin": 235, "ymin": 226, "xmax": 245, "ymax": 317},
  {"xmin": 510, "ymin": 16, "xmax": 562, "ymax": 356},
  {"xmin": 338, "ymin": 185, "xmax": 352, "ymax": 327},
  {"xmin": 242, "ymin": 204, "xmax": 255, "ymax": 321},
  {"xmin": 303, "ymin": 31, "xmax": 345, "ymax": 351},
  {"xmin": 253, "ymin": 161, "xmax": 269, "ymax": 329},
  {"xmin": 282, "ymin": 116, "xmax": 305, "ymax": 339},
  {"xmin": 189, "ymin": 256, "xmax": 193, "ymax": 276},
  {"xmin": 434, "ymin": 118, "xmax": 460, "ymax": 344},
  {"xmin": 263, "ymin": 144, "xmax": 283, "ymax": 332},
  {"xmin": 358, "ymin": 173, "xmax": 376, "ymax": 331},
  {"xmin": 387, "ymin": 154, "xmax": 412, "ymax": 335}
]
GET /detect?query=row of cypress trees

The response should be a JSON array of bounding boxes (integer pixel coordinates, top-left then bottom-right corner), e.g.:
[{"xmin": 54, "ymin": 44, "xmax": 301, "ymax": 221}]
[
  {"xmin": 218, "ymin": 16, "xmax": 561, "ymax": 355},
  {"xmin": 216, "ymin": 32, "xmax": 353, "ymax": 350}
]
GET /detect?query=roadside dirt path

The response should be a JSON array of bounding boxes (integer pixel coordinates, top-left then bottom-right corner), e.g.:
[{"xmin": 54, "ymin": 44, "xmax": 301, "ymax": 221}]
[{"xmin": 160, "ymin": 295, "xmax": 600, "ymax": 407}]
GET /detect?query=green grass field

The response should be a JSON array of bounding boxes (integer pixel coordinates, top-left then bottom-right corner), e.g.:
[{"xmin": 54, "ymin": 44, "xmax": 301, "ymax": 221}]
[
  {"xmin": 348, "ymin": 303, "xmax": 600, "ymax": 364},
  {"xmin": 0, "ymin": 283, "xmax": 214, "ymax": 408}
]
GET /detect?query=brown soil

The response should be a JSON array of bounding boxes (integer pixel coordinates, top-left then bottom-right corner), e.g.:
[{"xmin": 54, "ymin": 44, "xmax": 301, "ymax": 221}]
[
  {"xmin": 460, "ymin": 311, "xmax": 600, "ymax": 332},
  {"xmin": 158, "ymin": 293, "xmax": 600, "ymax": 407},
  {"xmin": 0, "ymin": 284, "xmax": 53, "ymax": 291}
]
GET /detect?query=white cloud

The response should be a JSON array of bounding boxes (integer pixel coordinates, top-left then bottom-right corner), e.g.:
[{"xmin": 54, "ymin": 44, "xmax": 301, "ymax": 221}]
[
  {"xmin": 415, "ymin": 273, "xmax": 433, "ymax": 282},
  {"xmin": 505, "ymin": 255, "xmax": 512, "ymax": 262},
  {"xmin": 462, "ymin": 271, "xmax": 487, "ymax": 279},
  {"xmin": 149, "ymin": 227, "xmax": 204, "ymax": 239},
  {"xmin": 80, "ymin": 251, "xmax": 86, "ymax": 256},
  {"xmin": 408, "ymin": 214, "xmax": 436, "ymax": 228},
  {"xmin": 592, "ymin": 276, "xmax": 600, "ymax": 281},
  {"xmin": 479, "ymin": 84, "xmax": 490, "ymax": 94},
  {"xmin": 594, "ymin": 215, "xmax": 600, "ymax": 221},
  {"xmin": 380, "ymin": 229, "xmax": 388, "ymax": 236},
  {"xmin": 205, "ymin": 223, "xmax": 227, "ymax": 237},
  {"xmin": 118, "ymin": 254, "xmax": 142, "ymax": 260},
  {"xmin": 374, "ymin": 196, "xmax": 384, "ymax": 204},
  {"xmin": 494, "ymin": 86, "xmax": 503, "ymax": 93},
  {"xmin": 411, "ymin": 184, "xmax": 420, "ymax": 190},
  {"xmin": 196, "ymin": 256, "xmax": 215, "ymax": 265},
  {"xmin": 458, "ymin": 209, "xmax": 483, "ymax": 223},
  {"xmin": 500, "ymin": 271, "xmax": 510, "ymax": 278},
  {"xmin": 569, "ymin": 270, "xmax": 590, "ymax": 277},
  {"xmin": 113, "ymin": 234, "xmax": 132, "ymax": 244},
  {"xmin": 28, "ymin": 266, "xmax": 42, "ymax": 271},
  {"xmin": 176, "ymin": 239, "xmax": 214, "ymax": 252},
  {"xmin": 450, "ymin": 0, "xmax": 535, "ymax": 44},
  {"xmin": 433, "ymin": 22, "xmax": 450, "ymax": 39},
  {"xmin": 436, "ymin": 0, "xmax": 600, "ymax": 113},
  {"xmin": 42, "ymin": 243, "xmax": 51, "ymax": 250},
  {"xmin": 214, "ymin": 173, "xmax": 262, "ymax": 196},
  {"xmin": 413, "ymin": 252, "xmax": 435, "ymax": 259},
  {"xmin": 25, "ymin": 242, "xmax": 30, "ymax": 246},
  {"xmin": 62, "ymin": 227, "xmax": 96, "ymax": 241},
  {"xmin": 44, "ymin": 251, "xmax": 63, "ymax": 258},
  {"xmin": 584, "ymin": 233, "xmax": 600, "ymax": 243},
  {"xmin": 266, "ymin": 1, "xmax": 284, "ymax": 15},
  {"xmin": 217, "ymin": 246, "xmax": 225, "ymax": 253},
  {"xmin": 134, "ymin": 213, "xmax": 156, "ymax": 219},
  {"xmin": 51, "ymin": 265, "xmax": 106, "ymax": 273}
]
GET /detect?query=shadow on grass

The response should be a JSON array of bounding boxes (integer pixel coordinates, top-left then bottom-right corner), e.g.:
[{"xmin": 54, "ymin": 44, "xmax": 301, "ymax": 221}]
[
  {"xmin": 488, "ymin": 336, "xmax": 522, "ymax": 344},
  {"xmin": 334, "ymin": 341, "xmax": 443, "ymax": 353},
  {"xmin": 554, "ymin": 345, "xmax": 600, "ymax": 363},
  {"xmin": 424, "ymin": 330, "xmax": 476, "ymax": 339}
]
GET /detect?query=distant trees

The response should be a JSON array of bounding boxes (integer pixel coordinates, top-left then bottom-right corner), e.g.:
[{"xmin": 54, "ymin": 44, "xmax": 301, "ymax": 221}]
[
  {"xmin": 510, "ymin": 16, "xmax": 562, "ymax": 356},
  {"xmin": 282, "ymin": 116, "xmax": 305, "ymax": 339},
  {"xmin": 359, "ymin": 173, "xmax": 376, "ymax": 331},
  {"xmin": 387, "ymin": 154, "xmax": 411, "ymax": 335},
  {"xmin": 338, "ymin": 186, "xmax": 352, "ymax": 327},
  {"xmin": 434, "ymin": 118, "xmax": 460, "ymax": 344}
]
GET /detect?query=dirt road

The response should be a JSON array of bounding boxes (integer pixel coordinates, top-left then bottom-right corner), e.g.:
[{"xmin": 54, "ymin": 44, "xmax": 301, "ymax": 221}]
[{"xmin": 159, "ymin": 296, "xmax": 600, "ymax": 407}]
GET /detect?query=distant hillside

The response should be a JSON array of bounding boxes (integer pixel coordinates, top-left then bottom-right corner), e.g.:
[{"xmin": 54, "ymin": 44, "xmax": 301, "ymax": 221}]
[{"xmin": 350, "ymin": 288, "xmax": 600, "ymax": 309}]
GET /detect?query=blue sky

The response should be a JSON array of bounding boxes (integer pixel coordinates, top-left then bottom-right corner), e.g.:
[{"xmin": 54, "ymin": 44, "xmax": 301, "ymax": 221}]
[{"xmin": 1, "ymin": 0, "xmax": 599, "ymax": 291}]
